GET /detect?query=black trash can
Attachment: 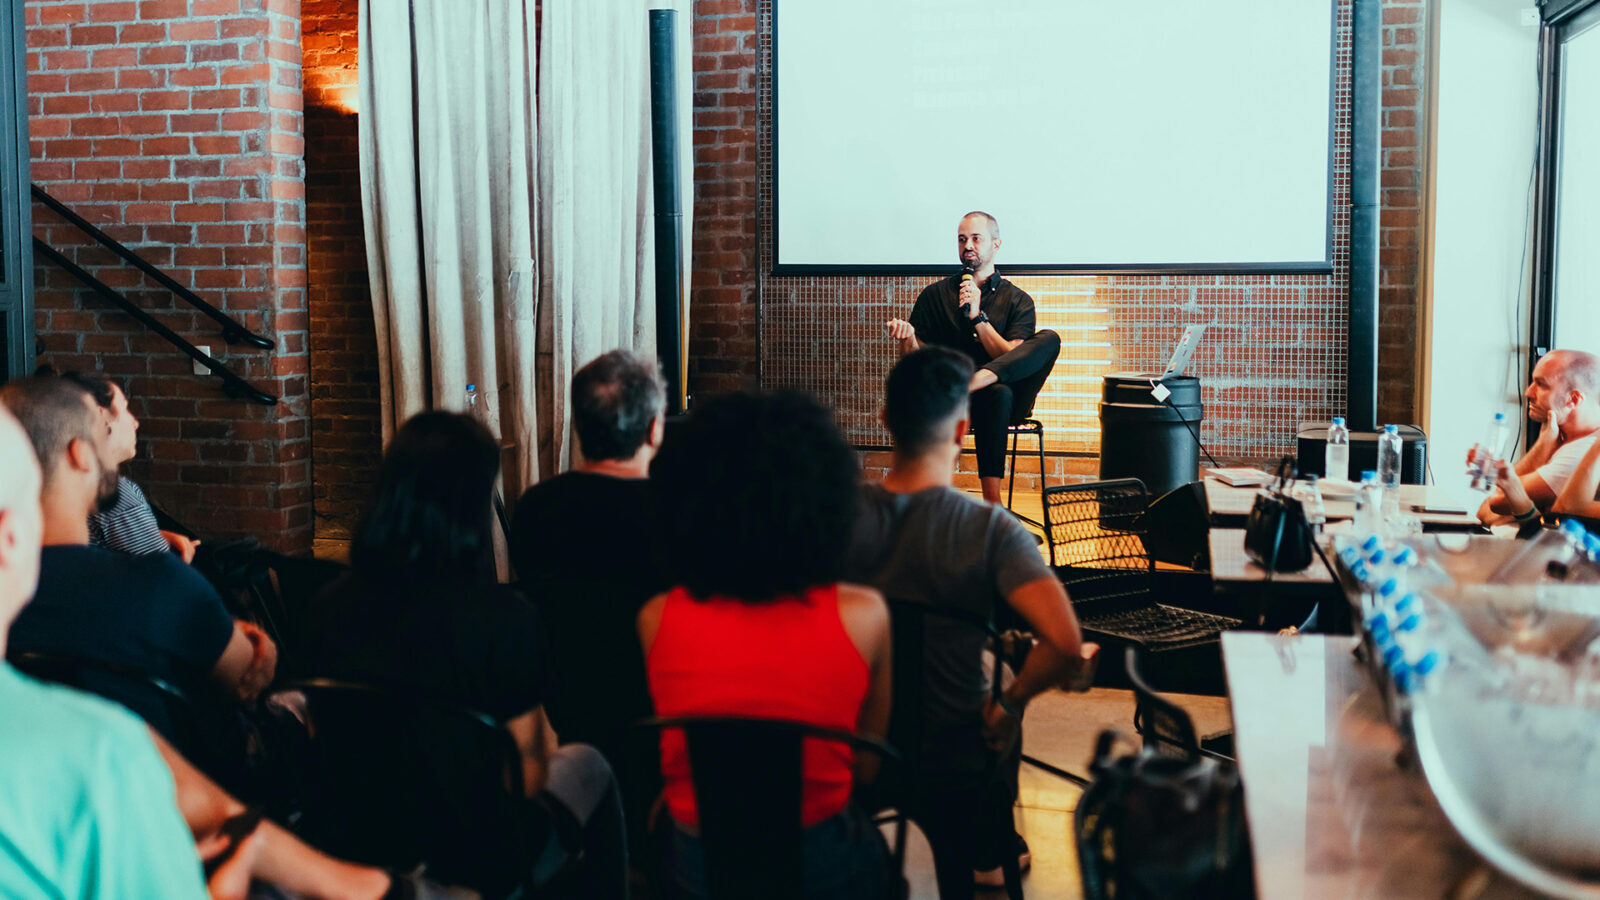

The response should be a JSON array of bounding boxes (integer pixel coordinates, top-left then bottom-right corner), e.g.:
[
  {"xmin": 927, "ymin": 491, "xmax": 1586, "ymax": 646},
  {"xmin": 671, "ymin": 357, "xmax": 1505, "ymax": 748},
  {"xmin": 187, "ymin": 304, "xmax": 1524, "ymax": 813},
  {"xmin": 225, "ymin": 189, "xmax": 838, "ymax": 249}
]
[{"xmin": 1099, "ymin": 373, "xmax": 1203, "ymax": 501}]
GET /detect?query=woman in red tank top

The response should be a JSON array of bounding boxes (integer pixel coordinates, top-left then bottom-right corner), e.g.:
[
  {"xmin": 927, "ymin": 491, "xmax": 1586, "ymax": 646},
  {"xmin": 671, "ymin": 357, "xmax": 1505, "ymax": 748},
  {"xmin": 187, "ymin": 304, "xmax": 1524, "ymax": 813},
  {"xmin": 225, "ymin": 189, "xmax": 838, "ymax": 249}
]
[{"xmin": 640, "ymin": 391, "xmax": 893, "ymax": 900}]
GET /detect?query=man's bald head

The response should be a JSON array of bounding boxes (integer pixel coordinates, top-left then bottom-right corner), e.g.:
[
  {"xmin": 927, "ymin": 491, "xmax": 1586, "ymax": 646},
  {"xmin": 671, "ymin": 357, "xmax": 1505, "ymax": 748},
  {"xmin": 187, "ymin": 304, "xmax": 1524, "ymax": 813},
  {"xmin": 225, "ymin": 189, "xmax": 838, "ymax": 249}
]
[
  {"xmin": 1543, "ymin": 350, "xmax": 1600, "ymax": 400},
  {"xmin": 0, "ymin": 376, "xmax": 101, "ymax": 488},
  {"xmin": 0, "ymin": 405, "xmax": 43, "ymax": 628}
]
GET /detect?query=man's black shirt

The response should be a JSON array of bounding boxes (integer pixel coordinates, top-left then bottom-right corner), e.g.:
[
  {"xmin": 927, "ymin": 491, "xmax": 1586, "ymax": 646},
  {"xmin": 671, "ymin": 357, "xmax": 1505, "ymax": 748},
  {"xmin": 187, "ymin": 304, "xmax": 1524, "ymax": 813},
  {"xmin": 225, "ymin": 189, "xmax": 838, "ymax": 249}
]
[{"xmin": 908, "ymin": 270, "xmax": 1037, "ymax": 367}]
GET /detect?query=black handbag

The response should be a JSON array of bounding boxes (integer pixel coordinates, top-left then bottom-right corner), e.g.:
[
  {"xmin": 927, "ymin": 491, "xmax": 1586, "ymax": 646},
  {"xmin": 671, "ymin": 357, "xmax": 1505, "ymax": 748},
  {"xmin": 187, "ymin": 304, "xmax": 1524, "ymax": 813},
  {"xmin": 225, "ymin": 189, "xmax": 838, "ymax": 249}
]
[
  {"xmin": 1074, "ymin": 731, "xmax": 1254, "ymax": 900},
  {"xmin": 1244, "ymin": 457, "xmax": 1314, "ymax": 572}
]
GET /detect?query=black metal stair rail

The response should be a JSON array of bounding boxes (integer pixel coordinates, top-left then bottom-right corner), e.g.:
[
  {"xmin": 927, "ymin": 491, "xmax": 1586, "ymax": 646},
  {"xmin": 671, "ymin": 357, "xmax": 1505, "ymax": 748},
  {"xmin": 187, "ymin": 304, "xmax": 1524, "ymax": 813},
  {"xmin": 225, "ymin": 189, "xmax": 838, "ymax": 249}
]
[
  {"xmin": 31, "ymin": 183, "xmax": 275, "ymax": 350},
  {"xmin": 32, "ymin": 238, "xmax": 277, "ymax": 405}
]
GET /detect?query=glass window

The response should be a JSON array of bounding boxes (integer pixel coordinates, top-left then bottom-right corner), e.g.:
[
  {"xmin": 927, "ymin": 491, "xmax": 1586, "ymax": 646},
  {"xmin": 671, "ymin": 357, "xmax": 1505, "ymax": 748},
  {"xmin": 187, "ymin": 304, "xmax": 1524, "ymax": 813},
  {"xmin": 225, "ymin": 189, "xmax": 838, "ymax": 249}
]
[{"xmin": 1553, "ymin": 21, "xmax": 1600, "ymax": 355}]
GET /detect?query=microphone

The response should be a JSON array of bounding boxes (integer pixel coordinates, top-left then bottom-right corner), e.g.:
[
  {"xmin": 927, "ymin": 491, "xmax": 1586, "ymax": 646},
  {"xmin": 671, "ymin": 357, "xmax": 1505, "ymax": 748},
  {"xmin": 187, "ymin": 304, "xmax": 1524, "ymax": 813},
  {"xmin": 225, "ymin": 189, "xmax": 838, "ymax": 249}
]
[{"xmin": 959, "ymin": 266, "xmax": 974, "ymax": 315}]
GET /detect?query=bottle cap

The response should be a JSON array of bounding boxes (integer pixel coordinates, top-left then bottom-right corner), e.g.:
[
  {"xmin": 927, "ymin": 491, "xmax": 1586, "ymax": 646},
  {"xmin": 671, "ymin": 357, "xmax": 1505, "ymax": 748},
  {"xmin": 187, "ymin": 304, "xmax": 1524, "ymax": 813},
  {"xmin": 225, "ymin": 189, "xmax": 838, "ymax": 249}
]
[
  {"xmin": 1493, "ymin": 412, "xmax": 1505, "ymax": 421},
  {"xmin": 466, "ymin": 384, "xmax": 476, "ymax": 391},
  {"xmin": 1384, "ymin": 645, "xmax": 1405, "ymax": 670},
  {"xmin": 1361, "ymin": 470, "xmax": 1377, "ymax": 482},
  {"xmin": 1393, "ymin": 547, "xmax": 1414, "ymax": 565},
  {"xmin": 1367, "ymin": 549, "xmax": 1385, "ymax": 566},
  {"xmin": 1413, "ymin": 651, "xmax": 1441, "ymax": 676},
  {"xmin": 1395, "ymin": 593, "xmax": 1419, "ymax": 613},
  {"xmin": 1362, "ymin": 535, "xmax": 1381, "ymax": 551},
  {"xmin": 1397, "ymin": 613, "xmax": 1421, "ymax": 632},
  {"xmin": 1379, "ymin": 578, "xmax": 1398, "ymax": 597},
  {"xmin": 1333, "ymin": 416, "xmax": 1345, "ymax": 426},
  {"xmin": 1384, "ymin": 424, "xmax": 1398, "ymax": 434}
]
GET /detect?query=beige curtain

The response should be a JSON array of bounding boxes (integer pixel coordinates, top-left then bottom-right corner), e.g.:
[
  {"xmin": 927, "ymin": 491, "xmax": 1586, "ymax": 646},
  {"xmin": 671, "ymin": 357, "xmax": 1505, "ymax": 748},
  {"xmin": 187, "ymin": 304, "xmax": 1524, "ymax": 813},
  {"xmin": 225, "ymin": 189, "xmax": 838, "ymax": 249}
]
[
  {"xmin": 358, "ymin": 0, "xmax": 540, "ymax": 496},
  {"xmin": 538, "ymin": 0, "xmax": 662, "ymax": 473}
]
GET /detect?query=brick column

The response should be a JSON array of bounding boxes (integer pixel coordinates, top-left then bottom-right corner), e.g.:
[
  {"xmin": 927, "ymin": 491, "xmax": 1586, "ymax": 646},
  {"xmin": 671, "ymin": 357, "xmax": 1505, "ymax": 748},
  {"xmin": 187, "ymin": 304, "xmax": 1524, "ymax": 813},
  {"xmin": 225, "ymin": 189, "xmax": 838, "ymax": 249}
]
[{"xmin": 27, "ymin": 0, "xmax": 312, "ymax": 551}]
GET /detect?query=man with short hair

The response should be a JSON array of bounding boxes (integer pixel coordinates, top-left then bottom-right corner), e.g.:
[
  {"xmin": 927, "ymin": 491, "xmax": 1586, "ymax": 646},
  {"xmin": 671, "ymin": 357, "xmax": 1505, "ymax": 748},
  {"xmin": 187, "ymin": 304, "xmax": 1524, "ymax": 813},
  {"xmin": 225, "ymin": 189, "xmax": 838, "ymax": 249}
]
[
  {"xmin": 885, "ymin": 211, "xmax": 1062, "ymax": 505},
  {"xmin": 844, "ymin": 346, "xmax": 1096, "ymax": 899},
  {"xmin": 0, "ymin": 402, "xmax": 225, "ymax": 896},
  {"xmin": 56, "ymin": 369, "xmax": 199, "ymax": 561},
  {"xmin": 510, "ymin": 348, "xmax": 668, "ymax": 853},
  {"xmin": 1477, "ymin": 349, "xmax": 1600, "ymax": 526},
  {"xmin": 0, "ymin": 377, "xmax": 276, "ymax": 737},
  {"xmin": 0, "ymin": 394, "xmax": 446, "ymax": 900}
]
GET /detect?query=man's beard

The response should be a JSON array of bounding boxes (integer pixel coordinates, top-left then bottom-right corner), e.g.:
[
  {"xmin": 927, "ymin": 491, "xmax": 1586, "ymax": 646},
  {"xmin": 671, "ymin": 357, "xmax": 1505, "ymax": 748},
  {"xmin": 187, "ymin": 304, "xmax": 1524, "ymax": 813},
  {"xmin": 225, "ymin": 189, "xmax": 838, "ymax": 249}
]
[{"xmin": 95, "ymin": 469, "xmax": 121, "ymax": 513}]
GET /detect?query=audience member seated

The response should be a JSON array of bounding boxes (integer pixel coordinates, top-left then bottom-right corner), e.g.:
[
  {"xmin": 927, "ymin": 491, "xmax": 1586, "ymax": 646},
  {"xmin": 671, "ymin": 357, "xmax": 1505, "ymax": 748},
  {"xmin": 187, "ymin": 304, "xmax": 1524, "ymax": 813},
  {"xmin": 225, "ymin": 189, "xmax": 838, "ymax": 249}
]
[
  {"xmin": 843, "ymin": 346, "xmax": 1096, "ymax": 898},
  {"xmin": 0, "ymin": 401, "xmax": 447, "ymax": 900},
  {"xmin": 1477, "ymin": 349, "xmax": 1600, "ymax": 526},
  {"xmin": 308, "ymin": 411, "xmax": 629, "ymax": 899},
  {"xmin": 510, "ymin": 349, "xmax": 667, "ymax": 851},
  {"xmin": 50, "ymin": 367, "xmax": 198, "ymax": 561},
  {"xmin": 0, "ymin": 377, "xmax": 276, "ymax": 755},
  {"xmin": 1552, "ymin": 435, "xmax": 1600, "ymax": 523},
  {"xmin": 642, "ymin": 390, "xmax": 894, "ymax": 900}
]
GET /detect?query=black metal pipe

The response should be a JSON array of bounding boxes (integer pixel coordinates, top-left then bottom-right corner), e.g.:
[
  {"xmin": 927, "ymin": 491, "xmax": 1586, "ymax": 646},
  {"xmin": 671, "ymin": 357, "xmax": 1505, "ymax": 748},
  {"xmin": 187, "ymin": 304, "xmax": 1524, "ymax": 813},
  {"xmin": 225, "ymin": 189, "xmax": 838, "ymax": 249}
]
[
  {"xmin": 33, "ymin": 237, "xmax": 277, "ymax": 405},
  {"xmin": 649, "ymin": 9, "xmax": 686, "ymax": 415},
  {"xmin": 1348, "ymin": 0, "xmax": 1381, "ymax": 432},
  {"xmin": 31, "ymin": 183, "xmax": 276, "ymax": 351}
]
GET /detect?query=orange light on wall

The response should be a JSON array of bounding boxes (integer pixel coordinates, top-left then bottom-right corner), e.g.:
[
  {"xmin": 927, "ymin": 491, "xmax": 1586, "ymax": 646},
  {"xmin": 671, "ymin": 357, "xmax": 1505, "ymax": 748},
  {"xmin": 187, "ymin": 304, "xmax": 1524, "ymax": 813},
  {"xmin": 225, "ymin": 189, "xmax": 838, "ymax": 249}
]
[{"xmin": 1018, "ymin": 276, "xmax": 1111, "ymax": 456}]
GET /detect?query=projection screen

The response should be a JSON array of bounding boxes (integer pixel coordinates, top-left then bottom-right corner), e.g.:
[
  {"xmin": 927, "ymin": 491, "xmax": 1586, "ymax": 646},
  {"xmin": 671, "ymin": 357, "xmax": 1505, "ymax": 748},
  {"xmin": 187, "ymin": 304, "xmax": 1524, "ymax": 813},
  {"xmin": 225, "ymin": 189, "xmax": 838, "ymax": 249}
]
[{"xmin": 773, "ymin": 0, "xmax": 1338, "ymax": 274}]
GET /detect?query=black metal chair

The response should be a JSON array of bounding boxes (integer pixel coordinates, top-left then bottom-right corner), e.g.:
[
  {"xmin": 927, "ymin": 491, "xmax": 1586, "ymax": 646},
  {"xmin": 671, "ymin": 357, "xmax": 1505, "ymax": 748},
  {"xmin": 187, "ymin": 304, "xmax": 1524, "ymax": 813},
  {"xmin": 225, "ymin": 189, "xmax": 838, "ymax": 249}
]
[
  {"xmin": 878, "ymin": 599, "xmax": 1023, "ymax": 900},
  {"xmin": 10, "ymin": 649, "xmax": 249, "ymax": 790},
  {"xmin": 275, "ymin": 678, "xmax": 556, "ymax": 899},
  {"xmin": 196, "ymin": 539, "xmax": 347, "ymax": 677},
  {"xmin": 959, "ymin": 418, "xmax": 1050, "ymax": 527},
  {"xmin": 1042, "ymin": 479, "xmax": 1241, "ymax": 696},
  {"xmin": 638, "ymin": 715, "xmax": 900, "ymax": 900},
  {"xmin": 1124, "ymin": 647, "xmax": 1233, "ymax": 762}
]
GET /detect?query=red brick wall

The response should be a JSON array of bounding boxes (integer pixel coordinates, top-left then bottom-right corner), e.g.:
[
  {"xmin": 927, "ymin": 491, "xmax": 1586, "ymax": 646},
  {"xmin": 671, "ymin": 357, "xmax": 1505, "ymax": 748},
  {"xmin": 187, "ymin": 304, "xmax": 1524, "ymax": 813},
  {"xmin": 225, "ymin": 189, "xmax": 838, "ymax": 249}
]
[
  {"xmin": 301, "ymin": 0, "xmax": 374, "ymax": 551},
  {"xmin": 1379, "ymin": 0, "xmax": 1426, "ymax": 425},
  {"xmin": 688, "ymin": 0, "xmax": 1429, "ymax": 482},
  {"xmin": 26, "ymin": 0, "xmax": 312, "ymax": 550}
]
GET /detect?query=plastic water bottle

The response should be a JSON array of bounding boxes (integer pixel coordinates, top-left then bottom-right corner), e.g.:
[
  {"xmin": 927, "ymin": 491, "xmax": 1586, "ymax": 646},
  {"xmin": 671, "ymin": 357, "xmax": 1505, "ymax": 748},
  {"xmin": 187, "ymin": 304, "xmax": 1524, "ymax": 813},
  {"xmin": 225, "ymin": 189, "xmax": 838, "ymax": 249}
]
[
  {"xmin": 1378, "ymin": 425, "xmax": 1403, "ymax": 490},
  {"xmin": 464, "ymin": 383, "xmax": 479, "ymax": 416},
  {"xmin": 1468, "ymin": 413, "xmax": 1510, "ymax": 491},
  {"xmin": 1326, "ymin": 417, "xmax": 1350, "ymax": 482},
  {"xmin": 1355, "ymin": 470, "xmax": 1384, "ymax": 536},
  {"xmin": 1488, "ymin": 519, "xmax": 1589, "ymax": 585},
  {"xmin": 1294, "ymin": 475, "xmax": 1327, "ymax": 535}
]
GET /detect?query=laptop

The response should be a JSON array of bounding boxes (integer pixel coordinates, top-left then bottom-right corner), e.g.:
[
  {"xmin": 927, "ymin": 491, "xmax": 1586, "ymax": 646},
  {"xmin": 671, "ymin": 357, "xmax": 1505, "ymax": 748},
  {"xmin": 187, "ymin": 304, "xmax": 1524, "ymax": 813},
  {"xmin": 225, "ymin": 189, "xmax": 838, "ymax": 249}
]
[{"xmin": 1161, "ymin": 325, "xmax": 1207, "ymax": 378}]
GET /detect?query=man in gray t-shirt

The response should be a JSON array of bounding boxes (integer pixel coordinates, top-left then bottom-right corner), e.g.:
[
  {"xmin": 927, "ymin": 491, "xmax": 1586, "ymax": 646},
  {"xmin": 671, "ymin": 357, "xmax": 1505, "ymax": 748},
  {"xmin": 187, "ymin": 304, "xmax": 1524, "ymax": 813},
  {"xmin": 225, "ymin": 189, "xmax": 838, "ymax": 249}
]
[{"xmin": 845, "ymin": 347, "xmax": 1095, "ymax": 897}]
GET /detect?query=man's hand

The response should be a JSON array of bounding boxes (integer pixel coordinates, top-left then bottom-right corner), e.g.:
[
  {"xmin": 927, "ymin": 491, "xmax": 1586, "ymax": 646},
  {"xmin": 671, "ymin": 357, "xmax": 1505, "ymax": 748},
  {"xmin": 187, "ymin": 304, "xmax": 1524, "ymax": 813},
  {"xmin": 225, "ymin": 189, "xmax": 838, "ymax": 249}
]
[
  {"xmin": 1539, "ymin": 404, "xmax": 1568, "ymax": 450},
  {"xmin": 162, "ymin": 529, "xmax": 199, "ymax": 564},
  {"xmin": 235, "ymin": 622, "xmax": 278, "ymax": 703},
  {"xmin": 1494, "ymin": 458, "xmax": 1535, "ymax": 513},
  {"xmin": 958, "ymin": 278, "xmax": 981, "ymax": 319},
  {"xmin": 199, "ymin": 820, "xmax": 262, "ymax": 900},
  {"xmin": 885, "ymin": 318, "xmax": 915, "ymax": 341},
  {"xmin": 1059, "ymin": 642, "xmax": 1100, "ymax": 693},
  {"xmin": 980, "ymin": 694, "xmax": 1022, "ymax": 753}
]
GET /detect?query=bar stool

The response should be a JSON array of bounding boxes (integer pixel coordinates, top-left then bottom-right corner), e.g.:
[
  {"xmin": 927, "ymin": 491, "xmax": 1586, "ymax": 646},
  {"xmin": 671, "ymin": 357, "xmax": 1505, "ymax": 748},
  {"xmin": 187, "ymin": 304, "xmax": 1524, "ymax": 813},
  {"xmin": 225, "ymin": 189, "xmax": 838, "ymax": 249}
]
[{"xmin": 963, "ymin": 418, "xmax": 1049, "ymax": 527}]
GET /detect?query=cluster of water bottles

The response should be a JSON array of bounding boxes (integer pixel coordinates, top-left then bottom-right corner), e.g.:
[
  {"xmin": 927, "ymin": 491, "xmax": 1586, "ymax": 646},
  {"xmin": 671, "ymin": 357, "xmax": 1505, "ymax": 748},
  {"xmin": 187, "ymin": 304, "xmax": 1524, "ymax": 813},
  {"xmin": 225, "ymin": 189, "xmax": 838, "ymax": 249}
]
[
  {"xmin": 1335, "ymin": 532, "xmax": 1452, "ymax": 696},
  {"xmin": 1337, "ymin": 514, "xmax": 1600, "ymax": 706},
  {"xmin": 1318, "ymin": 416, "xmax": 1412, "ymax": 536}
]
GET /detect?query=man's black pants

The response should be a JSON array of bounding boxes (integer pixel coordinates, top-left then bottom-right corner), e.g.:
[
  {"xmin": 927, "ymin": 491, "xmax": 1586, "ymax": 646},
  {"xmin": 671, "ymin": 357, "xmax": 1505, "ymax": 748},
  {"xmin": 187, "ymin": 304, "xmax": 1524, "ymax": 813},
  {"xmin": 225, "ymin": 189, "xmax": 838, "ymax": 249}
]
[{"xmin": 971, "ymin": 330, "xmax": 1062, "ymax": 479}]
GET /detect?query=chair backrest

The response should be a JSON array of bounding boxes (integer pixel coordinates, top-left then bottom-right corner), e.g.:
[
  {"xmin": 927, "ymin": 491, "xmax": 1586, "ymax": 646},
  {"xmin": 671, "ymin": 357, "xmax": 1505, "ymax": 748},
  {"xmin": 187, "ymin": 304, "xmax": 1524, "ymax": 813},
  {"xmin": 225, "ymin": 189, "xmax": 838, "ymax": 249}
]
[
  {"xmin": 196, "ymin": 540, "xmax": 347, "ymax": 678},
  {"xmin": 640, "ymin": 715, "xmax": 896, "ymax": 900},
  {"xmin": 1043, "ymin": 479, "xmax": 1155, "ymax": 610},
  {"xmin": 279, "ymin": 678, "xmax": 540, "ymax": 898},
  {"xmin": 1124, "ymin": 647, "xmax": 1200, "ymax": 762},
  {"xmin": 9, "ymin": 649, "xmax": 241, "ymax": 779},
  {"xmin": 884, "ymin": 599, "xmax": 1000, "ymax": 782}
]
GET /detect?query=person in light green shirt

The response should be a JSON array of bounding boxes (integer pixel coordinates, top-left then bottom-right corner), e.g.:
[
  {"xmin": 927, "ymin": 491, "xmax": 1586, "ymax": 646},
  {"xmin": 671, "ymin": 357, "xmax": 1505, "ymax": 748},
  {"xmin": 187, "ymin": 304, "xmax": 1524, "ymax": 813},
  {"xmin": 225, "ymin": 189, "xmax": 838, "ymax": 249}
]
[{"xmin": 0, "ymin": 666, "xmax": 211, "ymax": 899}]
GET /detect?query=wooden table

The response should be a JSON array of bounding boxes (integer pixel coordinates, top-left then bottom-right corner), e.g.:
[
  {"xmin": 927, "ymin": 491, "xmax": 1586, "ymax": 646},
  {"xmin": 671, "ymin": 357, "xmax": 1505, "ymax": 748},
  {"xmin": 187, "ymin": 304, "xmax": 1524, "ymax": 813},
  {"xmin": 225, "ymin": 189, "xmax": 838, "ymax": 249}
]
[
  {"xmin": 1224, "ymin": 632, "xmax": 1541, "ymax": 898},
  {"xmin": 1207, "ymin": 528, "xmax": 1337, "ymax": 628},
  {"xmin": 1204, "ymin": 478, "xmax": 1484, "ymax": 531}
]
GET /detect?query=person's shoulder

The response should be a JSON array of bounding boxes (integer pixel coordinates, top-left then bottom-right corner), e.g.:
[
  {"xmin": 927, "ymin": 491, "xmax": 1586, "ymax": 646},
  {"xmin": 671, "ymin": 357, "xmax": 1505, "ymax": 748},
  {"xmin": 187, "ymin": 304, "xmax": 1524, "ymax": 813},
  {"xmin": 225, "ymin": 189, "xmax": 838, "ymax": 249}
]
[
  {"xmin": 0, "ymin": 667, "xmax": 152, "ymax": 750},
  {"xmin": 834, "ymin": 583, "xmax": 889, "ymax": 631},
  {"xmin": 999, "ymin": 276, "xmax": 1035, "ymax": 305}
]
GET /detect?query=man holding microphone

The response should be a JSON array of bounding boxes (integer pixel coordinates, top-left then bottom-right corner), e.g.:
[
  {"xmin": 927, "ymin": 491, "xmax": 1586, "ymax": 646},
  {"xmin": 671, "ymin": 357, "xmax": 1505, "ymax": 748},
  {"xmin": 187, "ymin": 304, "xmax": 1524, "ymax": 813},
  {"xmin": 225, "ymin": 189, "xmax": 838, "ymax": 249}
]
[{"xmin": 887, "ymin": 211, "xmax": 1061, "ymax": 506}]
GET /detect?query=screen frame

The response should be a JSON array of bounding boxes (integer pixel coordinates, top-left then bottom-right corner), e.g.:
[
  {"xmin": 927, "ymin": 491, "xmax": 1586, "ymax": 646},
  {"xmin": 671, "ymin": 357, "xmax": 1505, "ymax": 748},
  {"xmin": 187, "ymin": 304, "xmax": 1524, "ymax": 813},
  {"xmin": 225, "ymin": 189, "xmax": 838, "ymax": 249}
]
[{"xmin": 769, "ymin": 0, "xmax": 1341, "ymax": 276}]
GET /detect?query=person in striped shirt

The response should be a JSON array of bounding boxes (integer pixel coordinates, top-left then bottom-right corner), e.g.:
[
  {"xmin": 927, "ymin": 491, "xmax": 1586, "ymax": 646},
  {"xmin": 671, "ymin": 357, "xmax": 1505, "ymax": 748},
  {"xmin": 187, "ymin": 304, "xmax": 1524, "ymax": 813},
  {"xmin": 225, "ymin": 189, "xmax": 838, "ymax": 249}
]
[{"xmin": 55, "ymin": 370, "xmax": 200, "ymax": 562}]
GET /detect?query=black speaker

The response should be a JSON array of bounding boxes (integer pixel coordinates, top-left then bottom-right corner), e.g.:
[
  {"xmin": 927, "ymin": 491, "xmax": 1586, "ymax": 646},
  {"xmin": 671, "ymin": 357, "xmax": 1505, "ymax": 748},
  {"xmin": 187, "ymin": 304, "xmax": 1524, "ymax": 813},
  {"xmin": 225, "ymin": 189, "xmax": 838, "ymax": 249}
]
[
  {"xmin": 1136, "ymin": 481, "xmax": 1211, "ymax": 570},
  {"xmin": 1296, "ymin": 422, "xmax": 1427, "ymax": 484}
]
